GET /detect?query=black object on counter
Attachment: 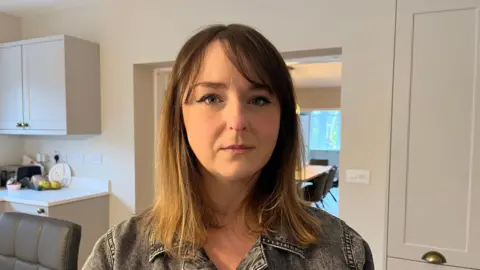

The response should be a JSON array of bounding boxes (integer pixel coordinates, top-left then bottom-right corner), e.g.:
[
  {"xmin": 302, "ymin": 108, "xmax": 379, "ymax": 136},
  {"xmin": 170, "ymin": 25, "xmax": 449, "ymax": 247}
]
[{"xmin": 17, "ymin": 166, "xmax": 42, "ymax": 187}]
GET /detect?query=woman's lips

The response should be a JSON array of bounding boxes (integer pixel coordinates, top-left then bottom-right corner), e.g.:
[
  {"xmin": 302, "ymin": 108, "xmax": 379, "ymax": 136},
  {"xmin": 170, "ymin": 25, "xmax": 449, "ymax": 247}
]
[{"xmin": 221, "ymin": 145, "xmax": 255, "ymax": 153}]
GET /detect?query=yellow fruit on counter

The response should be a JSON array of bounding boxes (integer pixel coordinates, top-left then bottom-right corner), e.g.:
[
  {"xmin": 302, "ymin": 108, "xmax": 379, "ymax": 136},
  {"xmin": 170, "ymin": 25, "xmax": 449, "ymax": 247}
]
[
  {"xmin": 39, "ymin": 180, "xmax": 50, "ymax": 189},
  {"xmin": 50, "ymin": 181, "xmax": 62, "ymax": 189}
]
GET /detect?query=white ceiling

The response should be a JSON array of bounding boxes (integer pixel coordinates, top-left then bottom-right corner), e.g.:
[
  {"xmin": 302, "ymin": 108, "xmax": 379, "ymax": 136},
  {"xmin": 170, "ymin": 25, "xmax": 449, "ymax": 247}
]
[
  {"xmin": 288, "ymin": 61, "xmax": 342, "ymax": 89},
  {"xmin": 0, "ymin": 0, "xmax": 94, "ymax": 18}
]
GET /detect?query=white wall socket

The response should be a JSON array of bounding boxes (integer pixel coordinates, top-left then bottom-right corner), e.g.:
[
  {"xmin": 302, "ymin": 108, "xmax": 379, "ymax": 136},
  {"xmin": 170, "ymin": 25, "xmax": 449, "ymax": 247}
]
[{"xmin": 53, "ymin": 151, "xmax": 67, "ymax": 163}]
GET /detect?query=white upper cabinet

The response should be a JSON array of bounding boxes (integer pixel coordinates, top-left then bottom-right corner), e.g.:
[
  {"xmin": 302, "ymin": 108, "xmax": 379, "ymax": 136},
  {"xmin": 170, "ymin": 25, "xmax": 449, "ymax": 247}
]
[
  {"xmin": 22, "ymin": 40, "xmax": 67, "ymax": 131},
  {"xmin": 0, "ymin": 46, "xmax": 23, "ymax": 130},
  {"xmin": 389, "ymin": 0, "xmax": 480, "ymax": 269},
  {"xmin": 0, "ymin": 35, "xmax": 101, "ymax": 135}
]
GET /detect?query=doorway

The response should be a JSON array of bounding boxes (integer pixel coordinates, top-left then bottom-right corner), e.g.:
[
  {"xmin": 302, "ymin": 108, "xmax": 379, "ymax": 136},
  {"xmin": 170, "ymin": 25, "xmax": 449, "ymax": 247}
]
[{"xmin": 286, "ymin": 54, "xmax": 342, "ymax": 217}]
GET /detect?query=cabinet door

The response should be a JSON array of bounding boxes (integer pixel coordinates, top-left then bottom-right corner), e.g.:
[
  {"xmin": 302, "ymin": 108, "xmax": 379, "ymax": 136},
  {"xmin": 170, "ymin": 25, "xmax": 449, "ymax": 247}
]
[
  {"xmin": 22, "ymin": 40, "xmax": 66, "ymax": 130},
  {"xmin": 49, "ymin": 196, "xmax": 108, "ymax": 269},
  {"xmin": 389, "ymin": 0, "xmax": 480, "ymax": 269},
  {"xmin": 388, "ymin": 258, "xmax": 470, "ymax": 270},
  {"xmin": 0, "ymin": 46, "xmax": 23, "ymax": 130}
]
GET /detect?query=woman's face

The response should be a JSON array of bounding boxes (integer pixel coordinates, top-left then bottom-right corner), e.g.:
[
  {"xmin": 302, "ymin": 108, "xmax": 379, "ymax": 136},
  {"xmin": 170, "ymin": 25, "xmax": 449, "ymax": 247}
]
[{"xmin": 182, "ymin": 41, "xmax": 281, "ymax": 182}]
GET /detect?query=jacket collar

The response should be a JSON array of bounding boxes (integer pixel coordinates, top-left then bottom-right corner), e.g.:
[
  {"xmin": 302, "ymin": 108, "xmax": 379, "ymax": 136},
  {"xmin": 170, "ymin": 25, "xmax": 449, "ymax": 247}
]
[
  {"xmin": 148, "ymin": 230, "xmax": 307, "ymax": 263},
  {"xmin": 260, "ymin": 234, "xmax": 307, "ymax": 258}
]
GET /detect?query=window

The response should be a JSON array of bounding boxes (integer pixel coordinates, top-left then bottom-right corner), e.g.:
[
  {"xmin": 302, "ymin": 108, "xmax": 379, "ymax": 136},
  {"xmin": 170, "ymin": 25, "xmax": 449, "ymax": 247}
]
[{"xmin": 308, "ymin": 110, "xmax": 341, "ymax": 151}]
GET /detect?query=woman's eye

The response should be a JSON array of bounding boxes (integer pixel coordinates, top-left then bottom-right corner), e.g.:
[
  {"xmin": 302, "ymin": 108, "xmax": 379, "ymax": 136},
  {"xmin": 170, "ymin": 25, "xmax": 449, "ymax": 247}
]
[
  {"xmin": 250, "ymin": 96, "xmax": 271, "ymax": 106},
  {"xmin": 197, "ymin": 94, "xmax": 221, "ymax": 104}
]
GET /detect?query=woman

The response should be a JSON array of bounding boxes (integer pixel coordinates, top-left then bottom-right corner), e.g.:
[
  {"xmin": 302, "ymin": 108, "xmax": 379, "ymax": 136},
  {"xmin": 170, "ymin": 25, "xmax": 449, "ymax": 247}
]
[{"xmin": 83, "ymin": 24, "xmax": 374, "ymax": 270}]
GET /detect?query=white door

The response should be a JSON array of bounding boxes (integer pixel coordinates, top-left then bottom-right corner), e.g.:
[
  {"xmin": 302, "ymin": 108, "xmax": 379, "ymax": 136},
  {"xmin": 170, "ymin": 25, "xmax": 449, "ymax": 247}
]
[
  {"xmin": 388, "ymin": 258, "xmax": 470, "ymax": 270},
  {"xmin": 0, "ymin": 46, "xmax": 23, "ymax": 130},
  {"xmin": 22, "ymin": 40, "xmax": 66, "ymax": 130},
  {"xmin": 389, "ymin": 0, "xmax": 480, "ymax": 269}
]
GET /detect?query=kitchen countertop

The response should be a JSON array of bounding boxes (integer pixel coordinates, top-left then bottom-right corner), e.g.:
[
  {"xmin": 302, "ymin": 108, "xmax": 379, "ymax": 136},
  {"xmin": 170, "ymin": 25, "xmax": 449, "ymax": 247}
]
[{"xmin": 0, "ymin": 177, "xmax": 109, "ymax": 207}]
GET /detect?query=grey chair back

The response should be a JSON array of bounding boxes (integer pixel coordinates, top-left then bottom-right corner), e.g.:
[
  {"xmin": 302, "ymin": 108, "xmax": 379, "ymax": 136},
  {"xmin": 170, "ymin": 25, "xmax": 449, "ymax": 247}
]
[
  {"xmin": 0, "ymin": 212, "xmax": 81, "ymax": 270},
  {"xmin": 322, "ymin": 166, "xmax": 338, "ymax": 198},
  {"xmin": 302, "ymin": 172, "xmax": 328, "ymax": 202}
]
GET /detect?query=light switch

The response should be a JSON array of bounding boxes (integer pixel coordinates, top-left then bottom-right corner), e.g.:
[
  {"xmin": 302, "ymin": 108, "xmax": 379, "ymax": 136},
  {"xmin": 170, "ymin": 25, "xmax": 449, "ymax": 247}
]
[{"xmin": 346, "ymin": 169, "xmax": 370, "ymax": 184}]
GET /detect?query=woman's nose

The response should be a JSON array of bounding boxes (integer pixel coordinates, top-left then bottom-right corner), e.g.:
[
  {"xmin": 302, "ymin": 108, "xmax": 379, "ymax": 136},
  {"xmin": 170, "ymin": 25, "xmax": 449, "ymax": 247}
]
[{"xmin": 225, "ymin": 100, "xmax": 247, "ymax": 131}]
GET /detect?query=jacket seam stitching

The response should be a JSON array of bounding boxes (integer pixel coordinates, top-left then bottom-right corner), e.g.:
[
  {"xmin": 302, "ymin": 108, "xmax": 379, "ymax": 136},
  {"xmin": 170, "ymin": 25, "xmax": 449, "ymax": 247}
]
[
  {"xmin": 261, "ymin": 242, "xmax": 306, "ymax": 259},
  {"xmin": 106, "ymin": 228, "xmax": 115, "ymax": 268},
  {"xmin": 260, "ymin": 237, "xmax": 306, "ymax": 258},
  {"xmin": 253, "ymin": 243, "xmax": 268, "ymax": 270},
  {"xmin": 341, "ymin": 221, "xmax": 357, "ymax": 269}
]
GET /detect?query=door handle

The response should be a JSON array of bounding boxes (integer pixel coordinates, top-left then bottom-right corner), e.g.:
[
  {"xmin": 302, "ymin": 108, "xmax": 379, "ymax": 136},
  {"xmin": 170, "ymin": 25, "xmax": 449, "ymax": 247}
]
[{"xmin": 422, "ymin": 251, "xmax": 446, "ymax": 264}]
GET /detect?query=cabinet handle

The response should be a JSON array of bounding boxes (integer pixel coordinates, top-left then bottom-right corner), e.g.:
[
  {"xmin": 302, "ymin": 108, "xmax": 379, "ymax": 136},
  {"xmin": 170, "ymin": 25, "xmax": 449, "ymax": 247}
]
[
  {"xmin": 16, "ymin": 122, "xmax": 22, "ymax": 127},
  {"xmin": 422, "ymin": 251, "xmax": 446, "ymax": 264},
  {"xmin": 22, "ymin": 122, "xmax": 29, "ymax": 128},
  {"xmin": 37, "ymin": 208, "xmax": 45, "ymax": 214}
]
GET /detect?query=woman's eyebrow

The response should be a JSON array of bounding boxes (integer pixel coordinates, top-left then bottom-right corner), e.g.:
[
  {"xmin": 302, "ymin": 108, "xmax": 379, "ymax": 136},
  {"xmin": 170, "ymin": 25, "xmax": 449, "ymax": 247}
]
[
  {"xmin": 250, "ymin": 83, "xmax": 272, "ymax": 93},
  {"xmin": 192, "ymin": 81, "xmax": 227, "ymax": 89},
  {"xmin": 192, "ymin": 81, "xmax": 272, "ymax": 93}
]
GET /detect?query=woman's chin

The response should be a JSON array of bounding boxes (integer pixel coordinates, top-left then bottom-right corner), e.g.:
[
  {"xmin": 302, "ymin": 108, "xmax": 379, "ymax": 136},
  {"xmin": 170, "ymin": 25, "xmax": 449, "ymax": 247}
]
[{"xmin": 213, "ymin": 168, "xmax": 260, "ymax": 183}]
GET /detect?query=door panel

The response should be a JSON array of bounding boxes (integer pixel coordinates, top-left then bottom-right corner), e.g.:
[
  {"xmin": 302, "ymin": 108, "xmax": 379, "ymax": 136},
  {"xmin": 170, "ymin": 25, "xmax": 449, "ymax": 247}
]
[
  {"xmin": 389, "ymin": 0, "xmax": 480, "ymax": 269},
  {"xmin": 388, "ymin": 257, "xmax": 470, "ymax": 270},
  {"xmin": 22, "ymin": 40, "xmax": 66, "ymax": 130},
  {"xmin": 0, "ymin": 46, "xmax": 23, "ymax": 130}
]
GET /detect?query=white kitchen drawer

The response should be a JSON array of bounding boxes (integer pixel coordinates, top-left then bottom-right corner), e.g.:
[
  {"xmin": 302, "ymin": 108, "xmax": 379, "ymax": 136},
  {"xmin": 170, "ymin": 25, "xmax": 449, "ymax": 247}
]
[
  {"xmin": 5, "ymin": 202, "xmax": 48, "ymax": 216},
  {"xmin": 388, "ymin": 257, "xmax": 475, "ymax": 270}
]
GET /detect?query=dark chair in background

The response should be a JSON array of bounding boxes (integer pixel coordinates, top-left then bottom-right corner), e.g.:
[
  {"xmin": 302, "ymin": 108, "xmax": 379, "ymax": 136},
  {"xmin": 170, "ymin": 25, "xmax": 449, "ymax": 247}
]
[
  {"xmin": 0, "ymin": 212, "xmax": 82, "ymax": 270},
  {"xmin": 332, "ymin": 176, "xmax": 339, "ymax": 188},
  {"xmin": 302, "ymin": 166, "xmax": 338, "ymax": 208},
  {"xmin": 309, "ymin": 159, "xmax": 329, "ymax": 166},
  {"xmin": 322, "ymin": 166, "xmax": 338, "ymax": 202},
  {"xmin": 302, "ymin": 172, "xmax": 328, "ymax": 208}
]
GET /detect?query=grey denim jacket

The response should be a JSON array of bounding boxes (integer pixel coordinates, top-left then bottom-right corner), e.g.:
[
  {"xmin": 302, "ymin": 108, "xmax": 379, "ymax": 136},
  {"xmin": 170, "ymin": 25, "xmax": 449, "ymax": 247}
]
[{"xmin": 83, "ymin": 208, "xmax": 374, "ymax": 270}]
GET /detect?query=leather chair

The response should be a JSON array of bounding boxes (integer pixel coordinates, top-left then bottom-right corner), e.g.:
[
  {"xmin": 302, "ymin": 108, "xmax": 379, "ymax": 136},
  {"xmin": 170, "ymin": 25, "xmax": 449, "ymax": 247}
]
[
  {"xmin": 0, "ymin": 212, "xmax": 81, "ymax": 270},
  {"xmin": 302, "ymin": 172, "xmax": 328, "ymax": 208},
  {"xmin": 322, "ymin": 166, "xmax": 338, "ymax": 202}
]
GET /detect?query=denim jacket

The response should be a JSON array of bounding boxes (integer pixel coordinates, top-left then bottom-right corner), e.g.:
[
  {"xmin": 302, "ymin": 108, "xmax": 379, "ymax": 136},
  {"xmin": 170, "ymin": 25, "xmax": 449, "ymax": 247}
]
[{"xmin": 83, "ymin": 208, "xmax": 374, "ymax": 270}]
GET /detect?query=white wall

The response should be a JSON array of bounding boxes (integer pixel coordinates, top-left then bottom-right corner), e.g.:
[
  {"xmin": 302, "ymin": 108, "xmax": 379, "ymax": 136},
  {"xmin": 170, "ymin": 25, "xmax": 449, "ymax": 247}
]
[
  {"xmin": 0, "ymin": 12, "xmax": 24, "ymax": 166},
  {"xmin": 296, "ymin": 87, "xmax": 341, "ymax": 110},
  {"xmin": 20, "ymin": 1, "xmax": 395, "ymax": 268},
  {"xmin": 0, "ymin": 12, "xmax": 21, "ymax": 43}
]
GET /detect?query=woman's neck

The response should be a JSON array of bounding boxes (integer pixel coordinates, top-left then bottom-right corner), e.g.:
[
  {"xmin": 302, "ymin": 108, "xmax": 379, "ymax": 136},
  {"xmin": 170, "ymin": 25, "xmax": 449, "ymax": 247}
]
[{"xmin": 200, "ymin": 169, "xmax": 259, "ymax": 224}]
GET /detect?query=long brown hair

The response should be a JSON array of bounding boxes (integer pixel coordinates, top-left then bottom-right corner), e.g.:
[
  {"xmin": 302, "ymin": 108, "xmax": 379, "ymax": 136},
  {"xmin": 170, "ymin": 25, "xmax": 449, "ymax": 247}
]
[{"xmin": 146, "ymin": 24, "xmax": 321, "ymax": 258}]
